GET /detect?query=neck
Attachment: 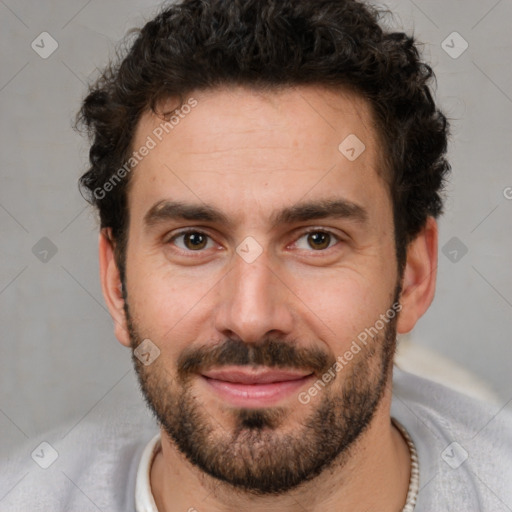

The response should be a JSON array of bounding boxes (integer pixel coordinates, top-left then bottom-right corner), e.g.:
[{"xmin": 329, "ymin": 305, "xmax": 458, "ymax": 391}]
[{"xmin": 150, "ymin": 386, "xmax": 411, "ymax": 512}]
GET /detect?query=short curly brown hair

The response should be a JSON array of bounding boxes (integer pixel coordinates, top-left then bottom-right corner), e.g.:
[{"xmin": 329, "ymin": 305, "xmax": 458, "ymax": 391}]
[{"xmin": 77, "ymin": 0, "xmax": 450, "ymax": 279}]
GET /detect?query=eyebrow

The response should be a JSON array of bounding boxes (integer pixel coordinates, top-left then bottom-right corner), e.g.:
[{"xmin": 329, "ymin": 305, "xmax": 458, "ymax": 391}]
[{"xmin": 143, "ymin": 198, "xmax": 368, "ymax": 230}]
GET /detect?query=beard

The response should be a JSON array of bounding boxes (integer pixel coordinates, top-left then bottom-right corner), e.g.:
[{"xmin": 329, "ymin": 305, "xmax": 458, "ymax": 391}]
[{"xmin": 125, "ymin": 287, "xmax": 400, "ymax": 496}]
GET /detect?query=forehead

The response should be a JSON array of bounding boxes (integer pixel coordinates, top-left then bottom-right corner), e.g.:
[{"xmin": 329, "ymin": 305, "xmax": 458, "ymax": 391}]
[{"xmin": 127, "ymin": 85, "xmax": 390, "ymax": 227}]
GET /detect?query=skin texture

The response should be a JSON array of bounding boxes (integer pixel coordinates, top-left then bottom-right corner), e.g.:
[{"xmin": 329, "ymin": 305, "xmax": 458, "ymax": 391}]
[{"xmin": 99, "ymin": 85, "xmax": 438, "ymax": 512}]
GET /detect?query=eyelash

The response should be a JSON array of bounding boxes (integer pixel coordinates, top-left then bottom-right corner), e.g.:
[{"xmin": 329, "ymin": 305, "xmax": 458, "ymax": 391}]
[{"xmin": 166, "ymin": 228, "xmax": 342, "ymax": 255}]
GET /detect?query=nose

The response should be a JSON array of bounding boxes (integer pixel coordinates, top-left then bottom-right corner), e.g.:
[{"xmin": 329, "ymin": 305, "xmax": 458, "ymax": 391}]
[{"xmin": 213, "ymin": 249, "xmax": 295, "ymax": 344}]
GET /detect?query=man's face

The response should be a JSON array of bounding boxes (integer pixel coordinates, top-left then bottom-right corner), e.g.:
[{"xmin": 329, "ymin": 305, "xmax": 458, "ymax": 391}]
[{"xmin": 121, "ymin": 86, "xmax": 401, "ymax": 494}]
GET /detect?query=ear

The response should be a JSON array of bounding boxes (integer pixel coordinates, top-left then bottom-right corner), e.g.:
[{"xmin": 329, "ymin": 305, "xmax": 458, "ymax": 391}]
[
  {"xmin": 98, "ymin": 228, "xmax": 131, "ymax": 347},
  {"xmin": 397, "ymin": 216, "xmax": 438, "ymax": 334}
]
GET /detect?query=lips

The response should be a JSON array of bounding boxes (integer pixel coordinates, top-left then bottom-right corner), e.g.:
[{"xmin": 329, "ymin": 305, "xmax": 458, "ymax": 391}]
[
  {"xmin": 200, "ymin": 367, "xmax": 314, "ymax": 407},
  {"xmin": 201, "ymin": 367, "xmax": 313, "ymax": 384}
]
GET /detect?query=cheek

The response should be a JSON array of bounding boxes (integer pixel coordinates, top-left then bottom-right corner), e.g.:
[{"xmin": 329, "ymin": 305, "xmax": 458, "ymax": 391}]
[
  {"xmin": 126, "ymin": 264, "xmax": 204, "ymax": 334},
  {"xmin": 289, "ymin": 269, "xmax": 395, "ymax": 351}
]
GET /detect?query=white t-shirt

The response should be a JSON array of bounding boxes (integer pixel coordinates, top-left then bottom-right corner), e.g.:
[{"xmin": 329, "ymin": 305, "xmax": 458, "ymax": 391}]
[{"xmin": 1, "ymin": 367, "xmax": 511, "ymax": 511}]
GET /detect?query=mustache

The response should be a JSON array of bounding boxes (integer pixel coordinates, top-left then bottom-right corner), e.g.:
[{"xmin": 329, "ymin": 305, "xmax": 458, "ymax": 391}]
[{"xmin": 176, "ymin": 337, "xmax": 335, "ymax": 379}]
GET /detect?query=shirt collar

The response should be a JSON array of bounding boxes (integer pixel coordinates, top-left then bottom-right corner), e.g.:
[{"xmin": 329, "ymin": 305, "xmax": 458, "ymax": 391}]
[{"xmin": 135, "ymin": 433, "xmax": 161, "ymax": 512}]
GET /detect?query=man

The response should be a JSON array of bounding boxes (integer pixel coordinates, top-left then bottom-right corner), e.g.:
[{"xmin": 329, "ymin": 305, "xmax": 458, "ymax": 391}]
[{"xmin": 2, "ymin": 0, "xmax": 511, "ymax": 510}]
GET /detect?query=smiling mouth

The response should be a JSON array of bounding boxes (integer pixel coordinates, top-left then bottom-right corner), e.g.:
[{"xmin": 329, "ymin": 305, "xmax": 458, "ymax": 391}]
[{"xmin": 200, "ymin": 366, "xmax": 315, "ymax": 407}]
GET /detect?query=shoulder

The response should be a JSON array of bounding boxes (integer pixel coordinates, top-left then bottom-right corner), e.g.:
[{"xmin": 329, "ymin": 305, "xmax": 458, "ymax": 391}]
[
  {"xmin": 392, "ymin": 366, "xmax": 512, "ymax": 443},
  {"xmin": 0, "ymin": 402, "xmax": 158, "ymax": 511},
  {"xmin": 392, "ymin": 367, "xmax": 512, "ymax": 511}
]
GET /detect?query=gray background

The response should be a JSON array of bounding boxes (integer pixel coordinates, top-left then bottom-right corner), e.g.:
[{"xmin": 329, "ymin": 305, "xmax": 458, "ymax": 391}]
[{"xmin": 1, "ymin": 0, "xmax": 511, "ymax": 457}]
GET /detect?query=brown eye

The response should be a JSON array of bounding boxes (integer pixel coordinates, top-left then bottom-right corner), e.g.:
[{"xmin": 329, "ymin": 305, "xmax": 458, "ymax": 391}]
[
  {"xmin": 307, "ymin": 231, "xmax": 331, "ymax": 250},
  {"xmin": 294, "ymin": 230, "xmax": 339, "ymax": 251},
  {"xmin": 171, "ymin": 231, "xmax": 213, "ymax": 251},
  {"xmin": 184, "ymin": 232, "xmax": 207, "ymax": 250}
]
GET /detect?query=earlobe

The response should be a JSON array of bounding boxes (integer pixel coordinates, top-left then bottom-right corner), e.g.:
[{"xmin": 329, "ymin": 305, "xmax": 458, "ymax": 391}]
[
  {"xmin": 98, "ymin": 228, "xmax": 131, "ymax": 347},
  {"xmin": 396, "ymin": 217, "xmax": 438, "ymax": 334}
]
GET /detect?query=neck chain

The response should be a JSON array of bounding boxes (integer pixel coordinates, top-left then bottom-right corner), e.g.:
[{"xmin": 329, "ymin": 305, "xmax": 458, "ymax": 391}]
[{"xmin": 392, "ymin": 418, "xmax": 420, "ymax": 512}]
